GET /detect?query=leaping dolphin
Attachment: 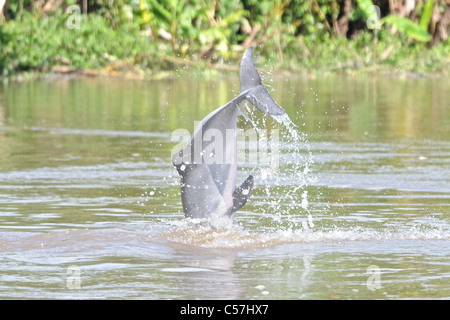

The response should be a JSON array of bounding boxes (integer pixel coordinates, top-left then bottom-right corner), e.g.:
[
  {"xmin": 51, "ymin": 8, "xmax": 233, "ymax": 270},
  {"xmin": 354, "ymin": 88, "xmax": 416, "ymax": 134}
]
[{"xmin": 172, "ymin": 47, "xmax": 286, "ymax": 222}]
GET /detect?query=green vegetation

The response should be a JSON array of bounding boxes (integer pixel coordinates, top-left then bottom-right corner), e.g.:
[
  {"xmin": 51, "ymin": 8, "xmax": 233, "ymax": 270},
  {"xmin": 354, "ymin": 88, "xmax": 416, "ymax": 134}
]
[{"xmin": 0, "ymin": 0, "xmax": 448, "ymax": 78}]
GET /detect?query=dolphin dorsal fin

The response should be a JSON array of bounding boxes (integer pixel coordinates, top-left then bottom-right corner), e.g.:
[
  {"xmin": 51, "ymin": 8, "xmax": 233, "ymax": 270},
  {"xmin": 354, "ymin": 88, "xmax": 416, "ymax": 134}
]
[{"xmin": 231, "ymin": 175, "xmax": 254, "ymax": 214}]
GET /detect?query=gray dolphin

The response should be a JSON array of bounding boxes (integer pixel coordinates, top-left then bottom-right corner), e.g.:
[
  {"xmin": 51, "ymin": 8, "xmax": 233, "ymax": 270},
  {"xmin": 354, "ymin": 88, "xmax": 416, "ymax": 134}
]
[{"xmin": 172, "ymin": 47, "xmax": 286, "ymax": 221}]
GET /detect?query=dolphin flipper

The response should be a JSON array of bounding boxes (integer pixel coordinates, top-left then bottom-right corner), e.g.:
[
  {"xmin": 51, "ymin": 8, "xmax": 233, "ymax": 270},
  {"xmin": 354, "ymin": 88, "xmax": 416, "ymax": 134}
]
[{"xmin": 231, "ymin": 175, "xmax": 254, "ymax": 215}]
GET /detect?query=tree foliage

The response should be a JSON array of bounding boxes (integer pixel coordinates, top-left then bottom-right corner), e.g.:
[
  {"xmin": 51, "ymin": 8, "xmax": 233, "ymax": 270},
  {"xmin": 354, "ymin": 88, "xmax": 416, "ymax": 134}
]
[{"xmin": 0, "ymin": 0, "xmax": 448, "ymax": 76}]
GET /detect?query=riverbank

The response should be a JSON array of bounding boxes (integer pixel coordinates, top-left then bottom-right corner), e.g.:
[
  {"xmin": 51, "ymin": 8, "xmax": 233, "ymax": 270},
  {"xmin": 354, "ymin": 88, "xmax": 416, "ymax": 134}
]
[
  {"xmin": 1, "ymin": 12, "xmax": 448, "ymax": 81},
  {"xmin": 3, "ymin": 60, "xmax": 448, "ymax": 84},
  {"xmin": 2, "ymin": 41, "xmax": 448, "ymax": 82}
]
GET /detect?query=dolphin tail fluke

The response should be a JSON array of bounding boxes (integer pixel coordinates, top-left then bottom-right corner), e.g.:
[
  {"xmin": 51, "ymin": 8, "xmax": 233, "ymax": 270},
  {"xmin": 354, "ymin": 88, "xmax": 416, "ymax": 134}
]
[
  {"xmin": 240, "ymin": 47, "xmax": 262, "ymax": 92},
  {"xmin": 231, "ymin": 175, "xmax": 254, "ymax": 215},
  {"xmin": 239, "ymin": 47, "xmax": 286, "ymax": 116},
  {"xmin": 245, "ymin": 85, "xmax": 286, "ymax": 115}
]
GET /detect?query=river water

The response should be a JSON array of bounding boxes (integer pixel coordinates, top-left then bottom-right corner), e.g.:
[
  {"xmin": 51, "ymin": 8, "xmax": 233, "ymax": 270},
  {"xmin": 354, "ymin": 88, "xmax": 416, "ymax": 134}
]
[{"xmin": 0, "ymin": 75, "xmax": 448, "ymax": 299}]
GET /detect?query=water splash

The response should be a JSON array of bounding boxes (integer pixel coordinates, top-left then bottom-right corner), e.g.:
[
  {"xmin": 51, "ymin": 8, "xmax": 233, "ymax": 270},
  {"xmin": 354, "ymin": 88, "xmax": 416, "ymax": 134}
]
[
  {"xmin": 158, "ymin": 219, "xmax": 449, "ymax": 249},
  {"xmin": 237, "ymin": 101, "xmax": 316, "ymax": 232}
]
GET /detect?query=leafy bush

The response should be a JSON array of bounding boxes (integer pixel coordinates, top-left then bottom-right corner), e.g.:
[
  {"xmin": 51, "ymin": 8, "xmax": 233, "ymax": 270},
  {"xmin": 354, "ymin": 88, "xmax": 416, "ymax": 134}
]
[
  {"xmin": 0, "ymin": 11, "xmax": 161, "ymax": 75},
  {"xmin": 0, "ymin": 0, "xmax": 448, "ymax": 76}
]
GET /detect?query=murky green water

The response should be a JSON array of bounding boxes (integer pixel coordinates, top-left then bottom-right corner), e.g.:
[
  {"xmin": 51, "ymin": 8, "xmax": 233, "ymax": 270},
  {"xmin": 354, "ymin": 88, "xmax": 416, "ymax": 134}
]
[{"xmin": 0, "ymin": 75, "xmax": 449, "ymax": 299}]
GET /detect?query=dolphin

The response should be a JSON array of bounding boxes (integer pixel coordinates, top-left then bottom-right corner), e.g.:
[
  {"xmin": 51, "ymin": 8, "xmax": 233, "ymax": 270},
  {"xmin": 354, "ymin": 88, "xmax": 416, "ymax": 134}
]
[{"xmin": 172, "ymin": 47, "xmax": 286, "ymax": 222}]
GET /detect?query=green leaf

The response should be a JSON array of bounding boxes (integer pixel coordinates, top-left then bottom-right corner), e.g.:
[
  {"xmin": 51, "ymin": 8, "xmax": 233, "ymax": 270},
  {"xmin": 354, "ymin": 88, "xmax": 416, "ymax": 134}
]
[
  {"xmin": 355, "ymin": 0, "xmax": 375, "ymax": 19},
  {"xmin": 138, "ymin": 0, "xmax": 153, "ymax": 25},
  {"xmin": 383, "ymin": 15, "xmax": 431, "ymax": 42},
  {"xmin": 175, "ymin": 0, "xmax": 188, "ymax": 15},
  {"xmin": 218, "ymin": 10, "xmax": 244, "ymax": 27},
  {"xmin": 419, "ymin": 0, "xmax": 434, "ymax": 31},
  {"xmin": 148, "ymin": 0, "xmax": 172, "ymax": 24}
]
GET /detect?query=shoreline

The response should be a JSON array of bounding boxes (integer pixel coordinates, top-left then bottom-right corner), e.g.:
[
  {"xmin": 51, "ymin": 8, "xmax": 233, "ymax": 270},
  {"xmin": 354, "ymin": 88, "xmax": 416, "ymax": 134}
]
[{"xmin": 2, "ymin": 64, "xmax": 448, "ymax": 83}]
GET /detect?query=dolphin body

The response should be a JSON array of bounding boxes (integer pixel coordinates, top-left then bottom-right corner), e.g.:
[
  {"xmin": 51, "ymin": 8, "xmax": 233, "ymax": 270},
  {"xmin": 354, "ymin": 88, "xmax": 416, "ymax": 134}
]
[{"xmin": 172, "ymin": 47, "xmax": 286, "ymax": 222}]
